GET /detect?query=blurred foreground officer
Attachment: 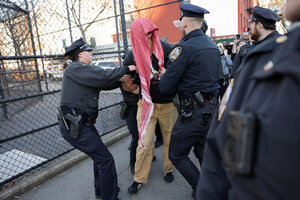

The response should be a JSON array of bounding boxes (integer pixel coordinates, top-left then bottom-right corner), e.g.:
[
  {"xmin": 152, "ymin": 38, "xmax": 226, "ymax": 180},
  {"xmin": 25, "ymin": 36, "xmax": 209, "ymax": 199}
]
[
  {"xmin": 196, "ymin": 6, "xmax": 296, "ymax": 200},
  {"xmin": 159, "ymin": 4, "xmax": 220, "ymax": 198},
  {"xmin": 58, "ymin": 38, "xmax": 135, "ymax": 200}
]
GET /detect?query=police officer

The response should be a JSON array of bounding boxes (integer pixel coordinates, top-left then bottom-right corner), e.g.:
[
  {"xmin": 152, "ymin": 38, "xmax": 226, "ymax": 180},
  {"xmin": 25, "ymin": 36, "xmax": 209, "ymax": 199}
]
[
  {"xmin": 196, "ymin": 6, "xmax": 284, "ymax": 200},
  {"xmin": 58, "ymin": 38, "xmax": 135, "ymax": 200},
  {"xmin": 159, "ymin": 4, "xmax": 220, "ymax": 198}
]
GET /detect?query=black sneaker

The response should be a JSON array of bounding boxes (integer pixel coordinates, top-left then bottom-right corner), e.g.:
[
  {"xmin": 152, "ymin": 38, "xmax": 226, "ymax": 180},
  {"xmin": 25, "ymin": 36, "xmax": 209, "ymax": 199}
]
[
  {"xmin": 155, "ymin": 140, "xmax": 163, "ymax": 148},
  {"xmin": 164, "ymin": 172, "xmax": 174, "ymax": 183},
  {"xmin": 128, "ymin": 181, "xmax": 143, "ymax": 194}
]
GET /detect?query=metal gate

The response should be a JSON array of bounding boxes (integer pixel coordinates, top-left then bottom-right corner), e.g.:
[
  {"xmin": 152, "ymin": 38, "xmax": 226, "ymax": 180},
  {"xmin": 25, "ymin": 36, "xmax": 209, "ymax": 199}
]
[{"xmin": 0, "ymin": 0, "xmax": 181, "ymax": 188}]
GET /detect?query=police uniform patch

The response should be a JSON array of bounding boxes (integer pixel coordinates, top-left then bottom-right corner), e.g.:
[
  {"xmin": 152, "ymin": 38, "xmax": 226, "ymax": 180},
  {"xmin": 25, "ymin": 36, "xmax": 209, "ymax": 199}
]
[
  {"xmin": 276, "ymin": 35, "xmax": 288, "ymax": 44},
  {"xmin": 263, "ymin": 61, "xmax": 274, "ymax": 71},
  {"xmin": 169, "ymin": 47, "xmax": 182, "ymax": 62}
]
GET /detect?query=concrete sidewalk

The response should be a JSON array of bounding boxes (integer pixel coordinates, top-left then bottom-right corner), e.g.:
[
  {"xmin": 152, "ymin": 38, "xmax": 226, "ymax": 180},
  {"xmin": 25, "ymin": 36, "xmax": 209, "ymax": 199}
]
[{"xmin": 15, "ymin": 130, "xmax": 198, "ymax": 200}]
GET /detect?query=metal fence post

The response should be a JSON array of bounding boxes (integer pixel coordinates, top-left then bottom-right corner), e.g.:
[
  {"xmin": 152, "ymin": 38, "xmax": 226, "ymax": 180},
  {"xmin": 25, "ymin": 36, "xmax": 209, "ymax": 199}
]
[
  {"xmin": 24, "ymin": 0, "xmax": 42, "ymax": 94},
  {"xmin": 119, "ymin": 0, "xmax": 128, "ymax": 52},
  {"xmin": 113, "ymin": 0, "xmax": 122, "ymax": 65},
  {"xmin": 31, "ymin": 1, "xmax": 49, "ymax": 91},
  {"xmin": 7, "ymin": 11, "xmax": 25, "ymax": 84},
  {"xmin": 65, "ymin": 0, "xmax": 73, "ymax": 44},
  {"xmin": 0, "ymin": 56, "xmax": 8, "ymax": 119}
]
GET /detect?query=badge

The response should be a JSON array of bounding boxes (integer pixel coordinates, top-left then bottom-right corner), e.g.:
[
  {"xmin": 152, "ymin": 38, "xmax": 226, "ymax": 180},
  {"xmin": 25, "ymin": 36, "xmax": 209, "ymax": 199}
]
[
  {"xmin": 169, "ymin": 47, "xmax": 182, "ymax": 62},
  {"xmin": 263, "ymin": 61, "xmax": 274, "ymax": 71},
  {"xmin": 276, "ymin": 35, "xmax": 288, "ymax": 44}
]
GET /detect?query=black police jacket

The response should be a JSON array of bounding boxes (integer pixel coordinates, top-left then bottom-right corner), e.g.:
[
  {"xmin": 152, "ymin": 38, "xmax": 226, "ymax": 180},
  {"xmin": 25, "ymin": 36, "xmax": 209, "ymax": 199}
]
[
  {"xmin": 159, "ymin": 29, "xmax": 220, "ymax": 95},
  {"xmin": 60, "ymin": 61, "xmax": 127, "ymax": 119},
  {"xmin": 229, "ymin": 27, "xmax": 300, "ymax": 200},
  {"xmin": 123, "ymin": 40, "xmax": 174, "ymax": 104},
  {"xmin": 197, "ymin": 30, "xmax": 282, "ymax": 200}
]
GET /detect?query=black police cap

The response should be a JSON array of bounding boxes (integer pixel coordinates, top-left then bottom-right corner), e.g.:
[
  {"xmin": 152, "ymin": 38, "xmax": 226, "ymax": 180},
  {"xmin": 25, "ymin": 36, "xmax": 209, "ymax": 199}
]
[
  {"xmin": 179, "ymin": 4, "xmax": 209, "ymax": 20},
  {"xmin": 248, "ymin": 6, "xmax": 280, "ymax": 25},
  {"xmin": 64, "ymin": 38, "xmax": 92, "ymax": 57}
]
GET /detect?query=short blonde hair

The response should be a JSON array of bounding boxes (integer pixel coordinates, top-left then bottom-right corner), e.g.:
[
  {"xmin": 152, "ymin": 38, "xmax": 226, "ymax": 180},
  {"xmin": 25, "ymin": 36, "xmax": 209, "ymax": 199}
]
[{"xmin": 185, "ymin": 17, "xmax": 203, "ymax": 27}]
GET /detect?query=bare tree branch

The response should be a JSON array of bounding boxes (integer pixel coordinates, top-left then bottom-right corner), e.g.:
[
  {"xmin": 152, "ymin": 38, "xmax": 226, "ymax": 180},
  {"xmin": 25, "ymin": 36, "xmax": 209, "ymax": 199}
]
[{"xmin": 84, "ymin": 1, "xmax": 108, "ymax": 31}]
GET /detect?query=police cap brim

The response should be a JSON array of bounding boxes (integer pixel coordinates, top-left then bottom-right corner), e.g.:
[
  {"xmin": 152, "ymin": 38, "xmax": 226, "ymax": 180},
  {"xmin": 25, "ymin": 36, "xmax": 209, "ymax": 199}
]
[{"xmin": 80, "ymin": 45, "xmax": 92, "ymax": 51}]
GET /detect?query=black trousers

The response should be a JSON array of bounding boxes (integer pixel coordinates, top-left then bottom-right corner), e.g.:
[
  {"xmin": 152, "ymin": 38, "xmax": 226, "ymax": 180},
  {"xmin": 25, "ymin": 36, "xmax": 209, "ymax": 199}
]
[
  {"xmin": 169, "ymin": 98, "xmax": 217, "ymax": 191},
  {"xmin": 59, "ymin": 122, "xmax": 118, "ymax": 200},
  {"xmin": 125, "ymin": 106, "xmax": 139, "ymax": 168}
]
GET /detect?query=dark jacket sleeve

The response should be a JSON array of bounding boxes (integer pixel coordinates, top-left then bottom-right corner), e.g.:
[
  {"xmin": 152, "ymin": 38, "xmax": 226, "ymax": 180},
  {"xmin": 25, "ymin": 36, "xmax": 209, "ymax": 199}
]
[
  {"xmin": 161, "ymin": 41, "xmax": 173, "ymax": 66},
  {"xmin": 123, "ymin": 51, "xmax": 135, "ymax": 66},
  {"xmin": 66, "ymin": 62, "xmax": 126, "ymax": 89},
  {"xmin": 101, "ymin": 81, "xmax": 121, "ymax": 90},
  {"xmin": 230, "ymin": 52, "xmax": 242, "ymax": 78}
]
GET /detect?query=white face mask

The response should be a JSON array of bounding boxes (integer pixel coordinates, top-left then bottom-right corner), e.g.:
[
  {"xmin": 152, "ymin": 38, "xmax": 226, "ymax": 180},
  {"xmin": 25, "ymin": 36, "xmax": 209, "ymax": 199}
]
[
  {"xmin": 217, "ymin": 46, "xmax": 223, "ymax": 53},
  {"xmin": 173, "ymin": 20, "xmax": 183, "ymax": 28}
]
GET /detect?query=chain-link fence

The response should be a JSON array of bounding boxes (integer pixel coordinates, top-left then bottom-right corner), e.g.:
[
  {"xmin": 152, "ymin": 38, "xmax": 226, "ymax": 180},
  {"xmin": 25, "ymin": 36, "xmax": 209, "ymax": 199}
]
[{"xmin": 0, "ymin": 0, "xmax": 182, "ymax": 188}]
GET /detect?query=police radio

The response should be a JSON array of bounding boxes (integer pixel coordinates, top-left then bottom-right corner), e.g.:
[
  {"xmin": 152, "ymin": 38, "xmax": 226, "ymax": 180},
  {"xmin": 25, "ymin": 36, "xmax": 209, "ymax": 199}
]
[{"xmin": 223, "ymin": 111, "xmax": 257, "ymax": 176}]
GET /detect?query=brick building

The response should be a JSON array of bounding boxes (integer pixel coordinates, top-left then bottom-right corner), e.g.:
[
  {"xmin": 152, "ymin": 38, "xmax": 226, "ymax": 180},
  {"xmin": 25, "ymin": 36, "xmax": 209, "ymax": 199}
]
[{"xmin": 133, "ymin": 0, "xmax": 189, "ymax": 43}]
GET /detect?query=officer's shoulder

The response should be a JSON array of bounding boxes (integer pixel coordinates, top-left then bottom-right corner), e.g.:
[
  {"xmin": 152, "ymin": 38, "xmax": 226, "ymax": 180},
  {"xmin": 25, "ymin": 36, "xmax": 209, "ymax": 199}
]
[
  {"xmin": 67, "ymin": 61, "xmax": 80, "ymax": 69},
  {"xmin": 169, "ymin": 45, "xmax": 184, "ymax": 62},
  {"xmin": 160, "ymin": 40, "xmax": 171, "ymax": 47}
]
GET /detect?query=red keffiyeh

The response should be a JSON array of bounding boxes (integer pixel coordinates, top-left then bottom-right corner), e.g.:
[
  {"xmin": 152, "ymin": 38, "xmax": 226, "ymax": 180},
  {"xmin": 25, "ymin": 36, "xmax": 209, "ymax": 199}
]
[{"xmin": 130, "ymin": 18, "xmax": 164, "ymax": 149}]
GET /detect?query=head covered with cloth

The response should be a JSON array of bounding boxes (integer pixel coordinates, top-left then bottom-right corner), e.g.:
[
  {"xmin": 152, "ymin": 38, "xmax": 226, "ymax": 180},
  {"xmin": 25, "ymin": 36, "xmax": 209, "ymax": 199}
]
[{"xmin": 130, "ymin": 18, "xmax": 165, "ymax": 149}]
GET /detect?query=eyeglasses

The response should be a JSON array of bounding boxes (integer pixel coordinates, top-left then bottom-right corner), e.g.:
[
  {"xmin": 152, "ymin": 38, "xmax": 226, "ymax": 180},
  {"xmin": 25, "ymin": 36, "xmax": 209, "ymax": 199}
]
[{"xmin": 173, "ymin": 20, "xmax": 183, "ymax": 28}]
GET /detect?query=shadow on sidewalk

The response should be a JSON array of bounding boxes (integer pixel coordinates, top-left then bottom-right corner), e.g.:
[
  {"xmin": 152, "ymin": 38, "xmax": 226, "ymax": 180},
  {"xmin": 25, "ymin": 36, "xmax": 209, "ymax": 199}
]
[{"xmin": 18, "ymin": 136, "xmax": 197, "ymax": 200}]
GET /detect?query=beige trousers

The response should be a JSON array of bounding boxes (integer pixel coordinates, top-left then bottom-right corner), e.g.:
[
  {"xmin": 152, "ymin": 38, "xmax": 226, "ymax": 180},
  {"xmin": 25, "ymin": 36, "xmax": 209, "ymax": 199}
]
[{"xmin": 134, "ymin": 100, "xmax": 178, "ymax": 183}]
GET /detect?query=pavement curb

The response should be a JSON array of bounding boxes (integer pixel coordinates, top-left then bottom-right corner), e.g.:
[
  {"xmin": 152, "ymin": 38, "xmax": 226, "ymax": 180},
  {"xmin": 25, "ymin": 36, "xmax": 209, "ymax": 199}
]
[{"xmin": 0, "ymin": 126, "xmax": 129, "ymax": 200}]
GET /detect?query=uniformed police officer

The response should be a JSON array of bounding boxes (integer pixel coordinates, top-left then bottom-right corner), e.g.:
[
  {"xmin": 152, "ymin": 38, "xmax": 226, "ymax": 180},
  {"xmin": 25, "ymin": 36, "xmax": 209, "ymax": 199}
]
[
  {"xmin": 58, "ymin": 38, "xmax": 135, "ymax": 200},
  {"xmin": 196, "ymin": 6, "xmax": 284, "ymax": 200},
  {"xmin": 159, "ymin": 4, "xmax": 220, "ymax": 198}
]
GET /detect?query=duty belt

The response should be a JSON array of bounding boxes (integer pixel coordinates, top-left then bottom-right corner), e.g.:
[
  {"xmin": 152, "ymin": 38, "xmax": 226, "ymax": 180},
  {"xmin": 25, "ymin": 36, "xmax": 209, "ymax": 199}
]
[{"xmin": 178, "ymin": 91, "xmax": 216, "ymax": 103}]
